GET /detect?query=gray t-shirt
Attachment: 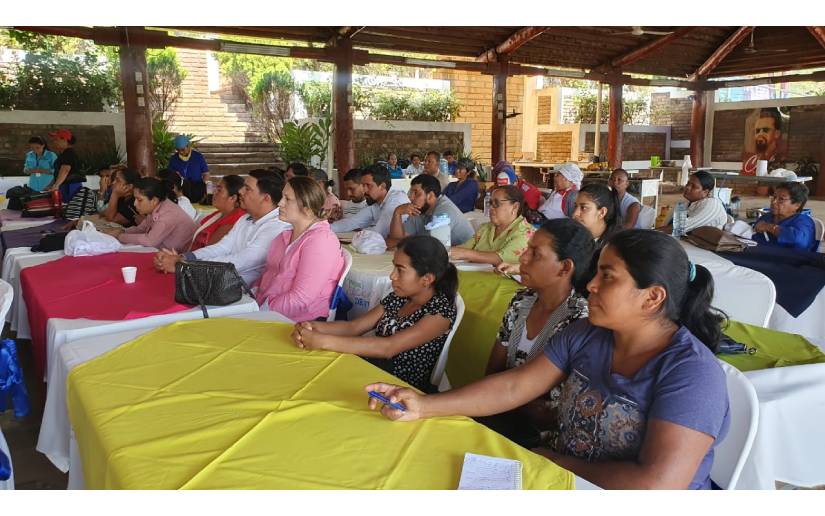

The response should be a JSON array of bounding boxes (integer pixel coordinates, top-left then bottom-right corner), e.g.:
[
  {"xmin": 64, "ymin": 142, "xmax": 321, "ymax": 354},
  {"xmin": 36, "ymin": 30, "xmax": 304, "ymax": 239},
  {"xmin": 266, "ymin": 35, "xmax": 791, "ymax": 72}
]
[
  {"xmin": 543, "ymin": 319, "xmax": 730, "ymax": 490},
  {"xmin": 403, "ymin": 195, "xmax": 475, "ymax": 246}
]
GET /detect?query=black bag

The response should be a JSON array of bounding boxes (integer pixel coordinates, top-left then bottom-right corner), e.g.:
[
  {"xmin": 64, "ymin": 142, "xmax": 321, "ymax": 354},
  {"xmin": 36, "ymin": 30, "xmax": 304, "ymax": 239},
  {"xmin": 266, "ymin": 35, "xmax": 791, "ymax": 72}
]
[
  {"xmin": 7, "ymin": 185, "xmax": 49, "ymax": 211},
  {"xmin": 63, "ymin": 187, "xmax": 98, "ymax": 220},
  {"xmin": 174, "ymin": 260, "xmax": 251, "ymax": 318},
  {"xmin": 31, "ymin": 231, "xmax": 69, "ymax": 252}
]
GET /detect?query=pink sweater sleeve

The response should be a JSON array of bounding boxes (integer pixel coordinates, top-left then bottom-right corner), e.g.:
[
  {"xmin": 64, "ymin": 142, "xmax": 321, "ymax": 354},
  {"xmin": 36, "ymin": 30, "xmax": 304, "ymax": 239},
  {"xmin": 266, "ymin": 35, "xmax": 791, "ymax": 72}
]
[{"xmin": 266, "ymin": 232, "xmax": 343, "ymax": 318}]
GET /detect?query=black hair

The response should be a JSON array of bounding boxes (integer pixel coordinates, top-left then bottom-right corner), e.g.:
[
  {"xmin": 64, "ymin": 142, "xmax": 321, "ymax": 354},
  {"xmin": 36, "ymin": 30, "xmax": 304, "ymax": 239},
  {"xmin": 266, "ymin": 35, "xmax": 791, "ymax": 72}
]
[
  {"xmin": 157, "ymin": 168, "xmax": 184, "ymax": 193},
  {"xmin": 249, "ymin": 169, "xmax": 285, "ymax": 204},
  {"xmin": 426, "ymin": 150, "xmax": 441, "ymax": 161},
  {"xmin": 397, "ymin": 235, "xmax": 458, "ymax": 303},
  {"xmin": 220, "ymin": 174, "xmax": 245, "ymax": 199},
  {"xmin": 491, "ymin": 184, "xmax": 524, "ymax": 217},
  {"xmin": 387, "ymin": 152, "xmax": 397, "ymax": 159},
  {"xmin": 287, "ymin": 162, "xmax": 309, "ymax": 177},
  {"xmin": 443, "ymin": 149, "xmax": 454, "ymax": 157},
  {"xmin": 774, "ymin": 181, "xmax": 809, "ymax": 212},
  {"xmin": 691, "ymin": 170, "xmax": 715, "ymax": 192},
  {"xmin": 411, "ymin": 173, "xmax": 442, "ymax": 197},
  {"xmin": 578, "ymin": 183, "xmax": 622, "ymax": 241},
  {"xmin": 605, "ymin": 229, "xmax": 725, "ymax": 352},
  {"xmin": 538, "ymin": 218, "xmax": 597, "ymax": 295},
  {"xmin": 134, "ymin": 177, "xmax": 177, "ymax": 203},
  {"xmin": 759, "ymin": 108, "xmax": 783, "ymax": 132},
  {"xmin": 410, "ymin": 153, "xmax": 421, "ymax": 160},
  {"xmin": 117, "ymin": 168, "xmax": 141, "ymax": 186},
  {"xmin": 363, "ymin": 163, "xmax": 392, "ymax": 191},
  {"xmin": 28, "ymin": 136, "xmax": 46, "ymax": 146},
  {"xmin": 343, "ymin": 168, "xmax": 362, "ymax": 183},
  {"xmin": 310, "ymin": 167, "xmax": 335, "ymax": 190},
  {"xmin": 610, "ymin": 168, "xmax": 629, "ymax": 180}
]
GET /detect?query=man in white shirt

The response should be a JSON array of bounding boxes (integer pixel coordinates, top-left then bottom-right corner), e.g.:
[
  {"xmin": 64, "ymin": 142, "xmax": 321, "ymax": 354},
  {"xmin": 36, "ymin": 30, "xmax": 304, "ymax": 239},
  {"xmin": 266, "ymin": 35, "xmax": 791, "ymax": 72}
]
[
  {"xmin": 328, "ymin": 168, "xmax": 368, "ymax": 222},
  {"xmin": 424, "ymin": 150, "xmax": 451, "ymax": 191},
  {"xmin": 330, "ymin": 164, "xmax": 410, "ymax": 238},
  {"xmin": 154, "ymin": 170, "xmax": 290, "ymax": 285},
  {"xmin": 403, "ymin": 153, "xmax": 424, "ymax": 178}
]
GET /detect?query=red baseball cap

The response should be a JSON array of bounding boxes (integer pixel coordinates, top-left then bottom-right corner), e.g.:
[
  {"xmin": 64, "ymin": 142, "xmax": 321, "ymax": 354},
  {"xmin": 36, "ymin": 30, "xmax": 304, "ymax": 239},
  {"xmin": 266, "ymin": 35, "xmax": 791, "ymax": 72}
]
[{"xmin": 48, "ymin": 128, "xmax": 73, "ymax": 141}]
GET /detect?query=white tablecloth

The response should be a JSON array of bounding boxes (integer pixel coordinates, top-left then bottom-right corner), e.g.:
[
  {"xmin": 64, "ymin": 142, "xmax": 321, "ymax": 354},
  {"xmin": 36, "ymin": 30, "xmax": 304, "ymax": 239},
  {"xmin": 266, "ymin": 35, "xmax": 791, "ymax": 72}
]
[
  {"xmin": 2, "ymin": 245, "xmax": 155, "ymax": 339},
  {"xmin": 0, "ymin": 210, "xmax": 55, "ymax": 232},
  {"xmin": 0, "ymin": 424, "xmax": 13, "ymax": 490},
  {"xmin": 36, "ymin": 311, "xmax": 292, "ymax": 488},
  {"xmin": 343, "ymin": 249, "xmax": 395, "ymax": 319},
  {"xmin": 680, "ymin": 241, "xmax": 825, "ymax": 343}
]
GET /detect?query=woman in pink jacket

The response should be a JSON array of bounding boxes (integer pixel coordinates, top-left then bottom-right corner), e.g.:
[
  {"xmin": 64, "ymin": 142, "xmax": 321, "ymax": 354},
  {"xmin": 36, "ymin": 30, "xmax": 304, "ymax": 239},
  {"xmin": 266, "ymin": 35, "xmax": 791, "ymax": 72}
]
[
  {"xmin": 109, "ymin": 177, "xmax": 197, "ymax": 252},
  {"xmin": 254, "ymin": 176, "xmax": 345, "ymax": 321}
]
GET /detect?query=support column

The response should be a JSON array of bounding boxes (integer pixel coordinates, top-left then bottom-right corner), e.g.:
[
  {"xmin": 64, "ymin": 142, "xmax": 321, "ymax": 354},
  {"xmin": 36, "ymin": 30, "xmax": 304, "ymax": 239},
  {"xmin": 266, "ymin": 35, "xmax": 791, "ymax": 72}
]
[
  {"xmin": 607, "ymin": 82, "xmax": 623, "ymax": 170},
  {"xmin": 690, "ymin": 90, "xmax": 707, "ymax": 168},
  {"xmin": 491, "ymin": 60, "xmax": 509, "ymax": 165},
  {"xmin": 119, "ymin": 44, "xmax": 155, "ymax": 177},
  {"xmin": 333, "ymin": 39, "xmax": 354, "ymax": 192},
  {"xmin": 594, "ymin": 83, "xmax": 603, "ymax": 159}
]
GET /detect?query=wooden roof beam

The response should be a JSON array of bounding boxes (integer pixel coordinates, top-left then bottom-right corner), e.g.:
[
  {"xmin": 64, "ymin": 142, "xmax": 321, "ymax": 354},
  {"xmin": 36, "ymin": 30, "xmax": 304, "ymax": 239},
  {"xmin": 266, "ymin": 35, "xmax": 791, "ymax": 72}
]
[
  {"xmin": 600, "ymin": 27, "xmax": 694, "ymax": 71},
  {"xmin": 689, "ymin": 26, "xmax": 753, "ymax": 81},
  {"xmin": 807, "ymin": 27, "xmax": 825, "ymax": 50},
  {"xmin": 477, "ymin": 26, "xmax": 548, "ymax": 62}
]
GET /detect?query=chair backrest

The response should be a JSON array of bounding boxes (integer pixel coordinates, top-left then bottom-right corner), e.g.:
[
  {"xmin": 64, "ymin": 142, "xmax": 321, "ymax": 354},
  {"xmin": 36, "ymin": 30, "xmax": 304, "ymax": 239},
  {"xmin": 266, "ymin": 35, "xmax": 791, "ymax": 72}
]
[
  {"xmin": 813, "ymin": 218, "xmax": 824, "ymax": 248},
  {"xmin": 703, "ymin": 261, "xmax": 776, "ymax": 327},
  {"xmin": 0, "ymin": 279, "xmax": 13, "ymax": 327},
  {"xmin": 327, "ymin": 249, "xmax": 354, "ymax": 322},
  {"xmin": 636, "ymin": 204, "xmax": 657, "ymax": 229},
  {"xmin": 430, "ymin": 293, "xmax": 465, "ymax": 390},
  {"xmin": 711, "ymin": 360, "xmax": 759, "ymax": 489}
]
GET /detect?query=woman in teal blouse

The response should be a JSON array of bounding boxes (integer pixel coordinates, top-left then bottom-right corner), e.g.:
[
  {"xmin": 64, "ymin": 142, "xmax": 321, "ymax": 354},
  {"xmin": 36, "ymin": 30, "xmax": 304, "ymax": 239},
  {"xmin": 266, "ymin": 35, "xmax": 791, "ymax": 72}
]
[{"xmin": 22, "ymin": 136, "xmax": 57, "ymax": 191}]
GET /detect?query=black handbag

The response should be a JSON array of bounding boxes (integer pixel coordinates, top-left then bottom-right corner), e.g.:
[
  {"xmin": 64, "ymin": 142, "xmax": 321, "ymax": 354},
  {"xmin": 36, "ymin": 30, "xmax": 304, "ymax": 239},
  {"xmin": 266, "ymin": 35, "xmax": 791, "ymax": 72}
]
[
  {"xmin": 174, "ymin": 260, "xmax": 252, "ymax": 318},
  {"xmin": 7, "ymin": 185, "xmax": 49, "ymax": 211},
  {"xmin": 31, "ymin": 231, "xmax": 69, "ymax": 252}
]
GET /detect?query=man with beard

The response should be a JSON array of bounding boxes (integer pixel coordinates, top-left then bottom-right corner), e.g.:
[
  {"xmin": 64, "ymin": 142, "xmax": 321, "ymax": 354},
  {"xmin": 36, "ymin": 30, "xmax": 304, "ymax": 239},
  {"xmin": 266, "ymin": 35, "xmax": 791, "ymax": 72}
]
[
  {"xmin": 328, "ymin": 168, "xmax": 369, "ymax": 222},
  {"xmin": 386, "ymin": 174, "xmax": 474, "ymax": 249},
  {"xmin": 330, "ymin": 163, "xmax": 410, "ymax": 238},
  {"xmin": 742, "ymin": 108, "xmax": 784, "ymax": 175}
]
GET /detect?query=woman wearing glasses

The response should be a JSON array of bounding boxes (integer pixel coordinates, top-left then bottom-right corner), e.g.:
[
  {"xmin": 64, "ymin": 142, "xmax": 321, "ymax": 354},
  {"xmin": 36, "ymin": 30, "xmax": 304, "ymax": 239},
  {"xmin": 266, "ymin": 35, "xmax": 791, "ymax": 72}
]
[
  {"xmin": 449, "ymin": 185, "xmax": 534, "ymax": 265},
  {"xmin": 752, "ymin": 182, "xmax": 817, "ymax": 252}
]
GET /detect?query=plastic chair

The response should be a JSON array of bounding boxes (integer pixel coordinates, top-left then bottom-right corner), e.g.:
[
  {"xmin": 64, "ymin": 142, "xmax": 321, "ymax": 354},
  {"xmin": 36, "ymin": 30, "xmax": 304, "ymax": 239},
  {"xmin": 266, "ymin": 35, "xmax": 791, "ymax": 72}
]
[
  {"xmin": 711, "ymin": 360, "xmax": 759, "ymax": 490},
  {"xmin": 702, "ymin": 261, "xmax": 776, "ymax": 327},
  {"xmin": 431, "ymin": 293, "xmax": 465, "ymax": 391},
  {"xmin": 636, "ymin": 205, "xmax": 657, "ymax": 229},
  {"xmin": 813, "ymin": 218, "xmax": 824, "ymax": 253},
  {"xmin": 327, "ymin": 249, "xmax": 353, "ymax": 322},
  {"xmin": 0, "ymin": 426, "xmax": 13, "ymax": 488},
  {"xmin": 0, "ymin": 280, "xmax": 13, "ymax": 331}
]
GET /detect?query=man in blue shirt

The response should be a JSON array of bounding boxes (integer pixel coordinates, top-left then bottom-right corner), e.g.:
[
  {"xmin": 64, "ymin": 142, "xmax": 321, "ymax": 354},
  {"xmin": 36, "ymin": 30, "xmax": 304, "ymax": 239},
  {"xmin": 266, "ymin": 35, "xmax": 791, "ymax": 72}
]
[
  {"xmin": 443, "ymin": 149, "xmax": 458, "ymax": 175},
  {"xmin": 168, "ymin": 135, "xmax": 209, "ymax": 203}
]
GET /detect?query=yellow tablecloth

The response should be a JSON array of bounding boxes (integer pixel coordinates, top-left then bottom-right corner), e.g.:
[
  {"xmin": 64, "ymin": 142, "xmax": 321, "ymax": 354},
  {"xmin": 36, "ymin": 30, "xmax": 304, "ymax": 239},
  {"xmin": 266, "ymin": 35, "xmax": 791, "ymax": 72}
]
[
  {"xmin": 67, "ymin": 319, "xmax": 572, "ymax": 490},
  {"xmin": 447, "ymin": 271, "xmax": 522, "ymax": 388},
  {"xmin": 720, "ymin": 320, "xmax": 825, "ymax": 371}
]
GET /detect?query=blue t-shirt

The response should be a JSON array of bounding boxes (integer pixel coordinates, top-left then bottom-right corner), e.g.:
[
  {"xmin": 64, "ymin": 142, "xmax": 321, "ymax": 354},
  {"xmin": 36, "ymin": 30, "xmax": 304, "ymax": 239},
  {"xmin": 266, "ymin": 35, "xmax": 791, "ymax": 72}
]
[
  {"xmin": 167, "ymin": 149, "xmax": 209, "ymax": 183},
  {"xmin": 543, "ymin": 319, "xmax": 730, "ymax": 490},
  {"xmin": 752, "ymin": 212, "xmax": 817, "ymax": 253},
  {"xmin": 388, "ymin": 165, "xmax": 405, "ymax": 179}
]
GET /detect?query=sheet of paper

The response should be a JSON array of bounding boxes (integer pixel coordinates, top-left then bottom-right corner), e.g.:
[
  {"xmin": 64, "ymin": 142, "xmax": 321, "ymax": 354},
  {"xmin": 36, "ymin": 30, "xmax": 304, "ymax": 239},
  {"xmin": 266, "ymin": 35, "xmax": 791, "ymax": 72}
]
[{"xmin": 457, "ymin": 452, "xmax": 522, "ymax": 490}]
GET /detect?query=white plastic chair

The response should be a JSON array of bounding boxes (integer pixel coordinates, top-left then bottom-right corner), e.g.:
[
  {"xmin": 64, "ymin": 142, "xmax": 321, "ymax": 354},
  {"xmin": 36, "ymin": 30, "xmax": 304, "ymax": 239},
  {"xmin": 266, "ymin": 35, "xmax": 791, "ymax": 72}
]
[
  {"xmin": 327, "ymin": 249, "xmax": 353, "ymax": 322},
  {"xmin": 711, "ymin": 360, "xmax": 760, "ymax": 490},
  {"xmin": 636, "ymin": 205, "xmax": 657, "ymax": 229},
  {"xmin": 0, "ymin": 425, "xmax": 13, "ymax": 490},
  {"xmin": 0, "ymin": 279, "xmax": 13, "ymax": 332},
  {"xmin": 431, "ymin": 293, "xmax": 465, "ymax": 391},
  {"xmin": 813, "ymin": 218, "xmax": 824, "ymax": 253},
  {"xmin": 703, "ymin": 261, "xmax": 776, "ymax": 327}
]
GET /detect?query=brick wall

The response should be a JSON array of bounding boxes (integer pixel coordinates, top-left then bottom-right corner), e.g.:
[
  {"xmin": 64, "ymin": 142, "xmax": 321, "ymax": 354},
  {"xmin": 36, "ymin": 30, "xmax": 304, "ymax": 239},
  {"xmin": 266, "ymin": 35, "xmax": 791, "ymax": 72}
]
[
  {"xmin": 353, "ymin": 130, "xmax": 464, "ymax": 166},
  {"xmin": 711, "ymin": 109, "xmax": 751, "ymax": 161},
  {"xmin": 787, "ymin": 105, "xmax": 825, "ymax": 159},
  {"xmin": 0, "ymin": 122, "xmax": 116, "ymax": 175},
  {"xmin": 537, "ymin": 96, "xmax": 552, "ymax": 125},
  {"xmin": 431, "ymin": 69, "xmax": 524, "ymax": 165},
  {"xmin": 650, "ymin": 92, "xmax": 692, "ymax": 141},
  {"xmin": 536, "ymin": 131, "xmax": 573, "ymax": 162},
  {"xmin": 582, "ymin": 131, "xmax": 667, "ymax": 161}
]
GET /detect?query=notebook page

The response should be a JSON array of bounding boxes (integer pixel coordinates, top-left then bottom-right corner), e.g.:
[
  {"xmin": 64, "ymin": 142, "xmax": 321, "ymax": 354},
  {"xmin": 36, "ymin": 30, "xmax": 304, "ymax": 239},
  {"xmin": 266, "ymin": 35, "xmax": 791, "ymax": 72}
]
[{"xmin": 457, "ymin": 452, "xmax": 522, "ymax": 490}]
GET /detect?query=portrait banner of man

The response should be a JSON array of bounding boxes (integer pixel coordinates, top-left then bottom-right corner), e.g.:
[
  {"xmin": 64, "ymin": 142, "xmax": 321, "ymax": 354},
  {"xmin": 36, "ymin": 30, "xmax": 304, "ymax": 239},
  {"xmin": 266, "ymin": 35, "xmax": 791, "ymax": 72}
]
[{"xmin": 741, "ymin": 107, "xmax": 788, "ymax": 175}]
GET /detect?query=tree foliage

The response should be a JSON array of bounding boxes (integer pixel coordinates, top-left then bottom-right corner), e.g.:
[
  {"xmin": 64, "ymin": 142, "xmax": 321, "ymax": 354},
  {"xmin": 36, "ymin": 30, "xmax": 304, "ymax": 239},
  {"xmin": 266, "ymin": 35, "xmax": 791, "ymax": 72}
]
[{"xmin": 147, "ymin": 48, "xmax": 187, "ymax": 122}]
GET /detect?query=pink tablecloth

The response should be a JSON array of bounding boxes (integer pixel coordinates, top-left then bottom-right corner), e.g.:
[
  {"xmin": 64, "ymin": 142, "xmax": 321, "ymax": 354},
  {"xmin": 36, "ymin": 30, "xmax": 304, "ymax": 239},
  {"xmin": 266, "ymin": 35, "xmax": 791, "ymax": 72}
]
[{"xmin": 20, "ymin": 252, "xmax": 191, "ymax": 378}]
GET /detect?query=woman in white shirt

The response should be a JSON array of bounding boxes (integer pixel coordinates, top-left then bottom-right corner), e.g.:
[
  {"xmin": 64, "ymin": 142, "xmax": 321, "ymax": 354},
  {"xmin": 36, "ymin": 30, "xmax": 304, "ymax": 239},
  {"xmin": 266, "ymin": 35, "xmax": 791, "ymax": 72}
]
[
  {"xmin": 608, "ymin": 168, "xmax": 642, "ymax": 229},
  {"xmin": 159, "ymin": 168, "xmax": 198, "ymax": 220},
  {"xmin": 681, "ymin": 171, "xmax": 728, "ymax": 233},
  {"xmin": 538, "ymin": 162, "xmax": 582, "ymax": 220}
]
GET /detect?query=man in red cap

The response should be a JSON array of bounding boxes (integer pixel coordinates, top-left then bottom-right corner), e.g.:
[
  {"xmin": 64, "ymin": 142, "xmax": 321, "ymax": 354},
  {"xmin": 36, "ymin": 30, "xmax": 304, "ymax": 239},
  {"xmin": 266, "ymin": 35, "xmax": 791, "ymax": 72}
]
[{"xmin": 48, "ymin": 128, "xmax": 86, "ymax": 200}]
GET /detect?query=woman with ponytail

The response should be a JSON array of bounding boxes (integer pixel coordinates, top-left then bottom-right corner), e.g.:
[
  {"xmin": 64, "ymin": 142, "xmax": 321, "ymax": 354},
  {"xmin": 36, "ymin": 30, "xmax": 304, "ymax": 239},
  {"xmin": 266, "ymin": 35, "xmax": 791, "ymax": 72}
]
[
  {"xmin": 573, "ymin": 183, "xmax": 622, "ymax": 247},
  {"xmin": 158, "ymin": 168, "xmax": 197, "ymax": 220},
  {"xmin": 110, "ymin": 177, "xmax": 197, "ymax": 252},
  {"xmin": 292, "ymin": 235, "xmax": 458, "ymax": 392},
  {"xmin": 366, "ymin": 229, "xmax": 730, "ymax": 489}
]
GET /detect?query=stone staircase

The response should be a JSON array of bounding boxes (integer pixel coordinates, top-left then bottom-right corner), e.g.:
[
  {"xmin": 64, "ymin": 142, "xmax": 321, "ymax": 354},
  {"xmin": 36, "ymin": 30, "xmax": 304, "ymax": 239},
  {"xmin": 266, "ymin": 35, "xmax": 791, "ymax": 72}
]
[{"xmin": 197, "ymin": 142, "xmax": 285, "ymax": 176}]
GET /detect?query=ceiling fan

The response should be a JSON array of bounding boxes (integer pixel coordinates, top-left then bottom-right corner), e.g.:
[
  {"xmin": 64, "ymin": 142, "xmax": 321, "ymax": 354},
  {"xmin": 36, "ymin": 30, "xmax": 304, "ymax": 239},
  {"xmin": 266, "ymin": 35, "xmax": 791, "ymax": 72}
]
[
  {"xmin": 612, "ymin": 26, "xmax": 674, "ymax": 37},
  {"xmin": 742, "ymin": 30, "xmax": 789, "ymax": 55}
]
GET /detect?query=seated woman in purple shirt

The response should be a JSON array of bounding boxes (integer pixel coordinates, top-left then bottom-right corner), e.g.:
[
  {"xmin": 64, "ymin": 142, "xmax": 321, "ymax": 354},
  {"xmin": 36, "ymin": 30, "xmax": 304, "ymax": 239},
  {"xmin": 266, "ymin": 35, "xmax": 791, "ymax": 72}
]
[
  {"xmin": 366, "ymin": 229, "xmax": 730, "ymax": 489},
  {"xmin": 442, "ymin": 159, "xmax": 479, "ymax": 213}
]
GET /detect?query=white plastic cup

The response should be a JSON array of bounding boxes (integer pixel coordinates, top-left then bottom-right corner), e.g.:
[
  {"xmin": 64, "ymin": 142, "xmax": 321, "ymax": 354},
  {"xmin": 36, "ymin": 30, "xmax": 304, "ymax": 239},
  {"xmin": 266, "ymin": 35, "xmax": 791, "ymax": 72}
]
[
  {"xmin": 121, "ymin": 266, "xmax": 137, "ymax": 284},
  {"xmin": 756, "ymin": 160, "xmax": 768, "ymax": 177}
]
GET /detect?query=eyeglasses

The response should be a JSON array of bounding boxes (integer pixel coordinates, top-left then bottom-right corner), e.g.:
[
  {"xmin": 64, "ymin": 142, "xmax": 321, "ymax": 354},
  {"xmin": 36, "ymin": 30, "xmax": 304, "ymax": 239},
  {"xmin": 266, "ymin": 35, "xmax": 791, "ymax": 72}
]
[
  {"xmin": 769, "ymin": 196, "xmax": 793, "ymax": 205},
  {"xmin": 490, "ymin": 199, "xmax": 516, "ymax": 209}
]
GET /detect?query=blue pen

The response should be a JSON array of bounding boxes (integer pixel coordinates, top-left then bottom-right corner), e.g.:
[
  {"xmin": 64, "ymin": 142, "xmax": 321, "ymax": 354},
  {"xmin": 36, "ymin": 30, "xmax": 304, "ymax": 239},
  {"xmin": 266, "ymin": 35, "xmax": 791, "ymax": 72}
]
[{"xmin": 368, "ymin": 390, "xmax": 406, "ymax": 412}]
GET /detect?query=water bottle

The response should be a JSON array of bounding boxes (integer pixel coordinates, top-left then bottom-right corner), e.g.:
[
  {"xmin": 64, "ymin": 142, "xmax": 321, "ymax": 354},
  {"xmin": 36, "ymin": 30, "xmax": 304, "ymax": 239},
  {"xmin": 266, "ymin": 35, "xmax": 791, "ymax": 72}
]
[
  {"xmin": 426, "ymin": 213, "xmax": 452, "ymax": 251},
  {"xmin": 439, "ymin": 158, "xmax": 448, "ymax": 175},
  {"xmin": 483, "ymin": 191, "xmax": 492, "ymax": 216},
  {"xmin": 672, "ymin": 201, "xmax": 687, "ymax": 238}
]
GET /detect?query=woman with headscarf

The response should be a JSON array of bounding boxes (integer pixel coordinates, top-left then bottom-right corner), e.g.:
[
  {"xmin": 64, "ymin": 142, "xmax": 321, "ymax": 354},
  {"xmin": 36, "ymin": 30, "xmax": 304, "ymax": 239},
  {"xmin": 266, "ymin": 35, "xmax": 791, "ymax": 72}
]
[{"xmin": 538, "ymin": 162, "xmax": 582, "ymax": 220}]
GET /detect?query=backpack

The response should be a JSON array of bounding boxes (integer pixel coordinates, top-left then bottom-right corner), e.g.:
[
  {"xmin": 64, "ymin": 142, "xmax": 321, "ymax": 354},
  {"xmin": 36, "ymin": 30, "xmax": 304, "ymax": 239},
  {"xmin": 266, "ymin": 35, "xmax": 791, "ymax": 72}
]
[{"xmin": 63, "ymin": 187, "xmax": 98, "ymax": 220}]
